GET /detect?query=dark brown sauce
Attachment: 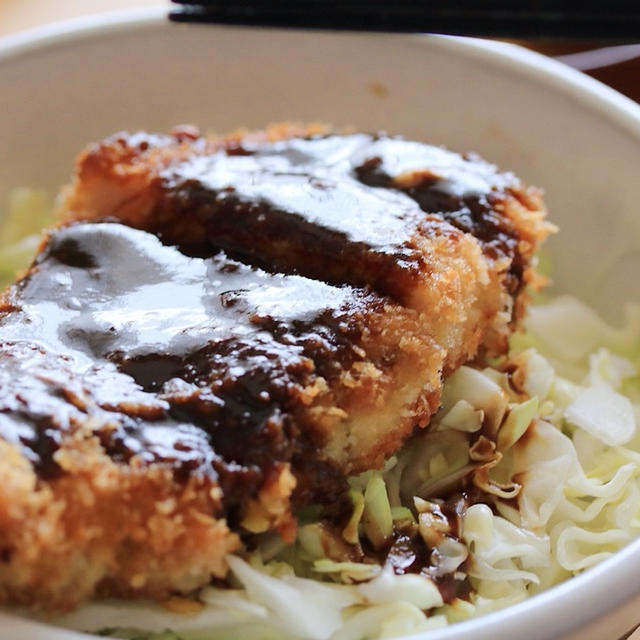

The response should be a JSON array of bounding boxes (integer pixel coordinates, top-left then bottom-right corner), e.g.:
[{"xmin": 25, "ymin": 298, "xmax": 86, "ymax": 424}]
[
  {"xmin": 381, "ymin": 528, "xmax": 472, "ymax": 603},
  {"xmin": 386, "ymin": 530, "xmax": 431, "ymax": 574},
  {"xmin": 359, "ymin": 492, "xmax": 476, "ymax": 603},
  {"xmin": 0, "ymin": 223, "xmax": 398, "ymax": 508},
  {"xmin": 355, "ymin": 151, "xmax": 524, "ymax": 295},
  {"xmin": 155, "ymin": 133, "xmax": 525, "ymax": 303}
]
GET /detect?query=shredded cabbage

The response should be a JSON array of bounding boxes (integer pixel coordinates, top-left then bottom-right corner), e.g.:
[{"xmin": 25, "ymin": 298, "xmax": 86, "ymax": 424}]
[
  {"xmin": 29, "ymin": 295, "xmax": 640, "ymax": 639},
  {"xmin": 0, "ymin": 189, "xmax": 53, "ymax": 285},
  {"xmin": 361, "ymin": 473, "xmax": 393, "ymax": 550}
]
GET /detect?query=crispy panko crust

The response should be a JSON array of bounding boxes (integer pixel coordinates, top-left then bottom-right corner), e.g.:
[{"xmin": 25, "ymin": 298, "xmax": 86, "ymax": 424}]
[
  {"xmin": 0, "ymin": 124, "xmax": 554, "ymax": 610},
  {"xmin": 0, "ymin": 437, "xmax": 238, "ymax": 609},
  {"xmin": 62, "ymin": 123, "xmax": 553, "ymax": 364},
  {"xmin": 0, "ymin": 224, "xmax": 441, "ymax": 609}
]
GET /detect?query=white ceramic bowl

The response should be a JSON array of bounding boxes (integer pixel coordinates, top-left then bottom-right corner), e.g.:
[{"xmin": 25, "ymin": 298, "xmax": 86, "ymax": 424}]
[{"xmin": 1, "ymin": 8, "xmax": 639, "ymax": 640}]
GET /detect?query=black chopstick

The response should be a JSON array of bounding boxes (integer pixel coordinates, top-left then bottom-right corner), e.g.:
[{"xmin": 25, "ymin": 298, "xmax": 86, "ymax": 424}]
[{"xmin": 169, "ymin": 1, "xmax": 640, "ymax": 40}]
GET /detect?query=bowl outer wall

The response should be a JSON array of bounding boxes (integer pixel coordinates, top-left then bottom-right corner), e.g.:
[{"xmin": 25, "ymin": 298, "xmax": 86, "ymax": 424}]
[{"xmin": 0, "ymin": 8, "xmax": 639, "ymax": 640}]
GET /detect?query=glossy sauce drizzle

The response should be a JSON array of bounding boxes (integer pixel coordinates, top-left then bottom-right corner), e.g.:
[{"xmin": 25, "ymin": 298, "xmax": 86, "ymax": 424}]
[
  {"xmin": 158, "ymin": 133, "xmax": 525, "ymax": 300},
  {"xmin": 0, "ymin": 223, "xmax": 388, "ymax": 506}
]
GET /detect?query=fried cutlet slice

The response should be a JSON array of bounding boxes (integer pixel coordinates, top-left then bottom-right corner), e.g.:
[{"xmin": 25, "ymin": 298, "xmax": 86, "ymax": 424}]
[
  {"xmin": 1, "ymin": 126, "xmax": 553, "ymax": 609},
  {"xmin": 62, "ymin": 124, "xmax": 554, "ymax": 371},
  {"xmin": 0, "ymin": 222, "xmax": 442, "ymax": 608}
]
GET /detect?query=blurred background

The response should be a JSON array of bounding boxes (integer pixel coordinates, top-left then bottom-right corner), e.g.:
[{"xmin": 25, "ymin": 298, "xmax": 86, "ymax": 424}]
[
  {"xmin": 1, "ymin": 0, "xmax": 639, "ymax": 104},
  {"xmin": 0, "ymin": 0, "xmax": 167, "ymax": 35}
]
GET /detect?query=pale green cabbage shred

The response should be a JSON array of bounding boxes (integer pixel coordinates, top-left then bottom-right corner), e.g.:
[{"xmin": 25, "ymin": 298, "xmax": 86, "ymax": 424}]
[
  {"xmin": 4, "ymin": 197, "xmax": 639, "ymax": 640},
  {"xmin": 42, "ymin": 297, "xmax": 639, "ymax": 640},
  {"xmin": 0, "ymin": 189, "xmax": 54, "ymax": 285}
]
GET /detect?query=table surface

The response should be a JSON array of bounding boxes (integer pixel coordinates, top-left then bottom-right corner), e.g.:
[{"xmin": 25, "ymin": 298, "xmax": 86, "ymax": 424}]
[
  {"xmin": 0, "ymin": 0, "xmax": 167, "ymax": 36},
  {"xmin": 1, "ymin": 2, "xmax": 639, "ymax": 639}
]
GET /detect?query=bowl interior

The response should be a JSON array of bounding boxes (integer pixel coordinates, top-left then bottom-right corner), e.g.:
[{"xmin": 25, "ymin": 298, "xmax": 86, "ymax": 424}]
[{"xmin": 0, "ymin": 11, "xmax": 640, "ymax": 640}]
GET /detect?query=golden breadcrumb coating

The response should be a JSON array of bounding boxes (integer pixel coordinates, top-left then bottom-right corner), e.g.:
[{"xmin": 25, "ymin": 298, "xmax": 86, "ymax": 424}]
[{"xmin": 0, "ymin": 124, "xmax": 554, "ymax": 609}]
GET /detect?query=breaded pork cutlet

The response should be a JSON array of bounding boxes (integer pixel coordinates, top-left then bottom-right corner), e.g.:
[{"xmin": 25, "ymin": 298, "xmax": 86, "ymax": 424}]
[
  {"xmin": 0, "ymin": 126, "xmax": 553, "ymax": 610},
  {"xmin": 63, "ymin": 124, "xmax": 553, "ymax": 367},
  {"xmin": 0, "ymin": 223, "xmax": 441, "ymax": 608}
]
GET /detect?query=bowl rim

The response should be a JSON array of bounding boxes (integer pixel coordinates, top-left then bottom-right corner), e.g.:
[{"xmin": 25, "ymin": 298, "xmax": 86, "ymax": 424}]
[{"xmin": 1, "ymin": 8, "xmax": 640, "ymax": 640}]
